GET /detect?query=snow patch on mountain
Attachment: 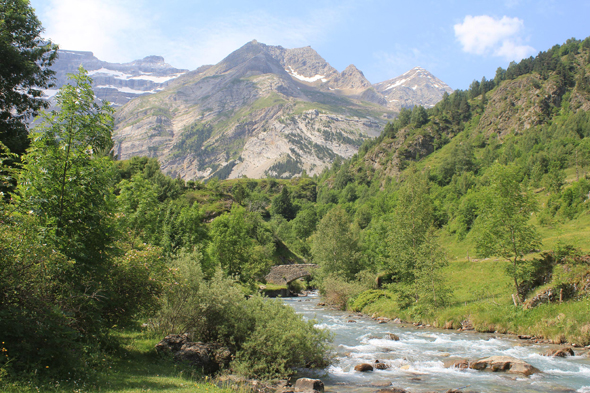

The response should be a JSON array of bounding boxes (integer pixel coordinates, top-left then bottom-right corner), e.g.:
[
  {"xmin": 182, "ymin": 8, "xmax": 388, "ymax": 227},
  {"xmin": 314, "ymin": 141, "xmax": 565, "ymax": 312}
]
[{"xmin": 286, "ymin": 66, "xmax": 325, "ymax": 83}]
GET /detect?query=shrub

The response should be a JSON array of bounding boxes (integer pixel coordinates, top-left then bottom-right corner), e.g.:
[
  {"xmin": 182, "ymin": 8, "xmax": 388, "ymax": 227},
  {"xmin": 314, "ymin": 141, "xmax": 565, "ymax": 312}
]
[
  {"xmin": 319, "ymin": 275, "xmax": 368, "ymax": 310},
  {"xmin": 151, "ymin": 254, "xmax": 332, "ymax": 378},
  {"xmin": 232, "ymin": 297, "xmax": 332, "ymax": 379},
  {"xmin": 349, "ymin": 290, "xmax": 392, "ymax": 312},
  {"xmin": 0, "ymin": 215, "xmax": 83, "ymax": 374}
]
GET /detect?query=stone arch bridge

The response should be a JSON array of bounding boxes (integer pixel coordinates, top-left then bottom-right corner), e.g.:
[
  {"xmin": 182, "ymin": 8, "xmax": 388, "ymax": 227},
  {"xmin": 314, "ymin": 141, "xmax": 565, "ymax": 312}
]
[{"xmin": 265, "ymin": 264, "xmax": 318, "ymax": 285}]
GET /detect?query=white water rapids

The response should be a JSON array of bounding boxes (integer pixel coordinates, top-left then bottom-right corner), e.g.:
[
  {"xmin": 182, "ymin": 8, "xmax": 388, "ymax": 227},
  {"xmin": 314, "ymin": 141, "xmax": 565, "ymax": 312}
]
[{"xmin": 282, "ymin": 293, "xmax": 590, "ymax": 393}]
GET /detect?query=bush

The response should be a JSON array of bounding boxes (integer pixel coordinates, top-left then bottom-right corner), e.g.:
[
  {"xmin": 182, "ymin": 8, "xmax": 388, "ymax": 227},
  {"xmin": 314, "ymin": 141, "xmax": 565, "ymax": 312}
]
[
  {"xmin": 151, "ymin": 254, "xmax": 332, "ymax": 378},
  {"xmin": 0, "ymin": 215, "xmax": 84, "ymax": 375},
  {"xmin": 349, "ymin": 290, "xmax": 392, "ymax": 312},
  {"xmin": 232, "ymin": 297, "xmax": 332, "ymax": 379},
  {"xmin": 319, "ymin": 275, "xmax": 368, "ymax": 310}
]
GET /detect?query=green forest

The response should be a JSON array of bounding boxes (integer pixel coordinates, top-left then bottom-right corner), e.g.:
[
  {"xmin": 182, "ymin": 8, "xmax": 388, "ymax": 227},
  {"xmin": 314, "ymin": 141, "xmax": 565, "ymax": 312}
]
[{"xmin": 2, "ymin": 0, "xmax": 590, "ymax": 391}]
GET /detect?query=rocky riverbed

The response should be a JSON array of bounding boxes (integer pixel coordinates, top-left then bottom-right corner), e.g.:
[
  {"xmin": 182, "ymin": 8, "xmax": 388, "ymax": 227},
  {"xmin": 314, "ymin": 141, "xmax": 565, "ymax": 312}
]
[{"xmin": 282, "ymin": 293, "xmax": 590, "ymax": 393}]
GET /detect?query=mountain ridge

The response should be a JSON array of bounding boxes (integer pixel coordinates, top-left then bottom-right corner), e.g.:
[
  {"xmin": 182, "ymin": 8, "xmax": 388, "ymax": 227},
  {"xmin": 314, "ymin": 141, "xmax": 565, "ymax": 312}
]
[{"xmin": 50, "ymin": 41, "xmax": 453, "ymax": 180}]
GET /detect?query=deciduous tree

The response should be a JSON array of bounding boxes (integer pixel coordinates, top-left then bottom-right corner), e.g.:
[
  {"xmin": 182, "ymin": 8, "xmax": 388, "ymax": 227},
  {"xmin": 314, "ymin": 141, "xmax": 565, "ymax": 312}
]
[{"xmin": 474, "ymin": 164, "xmax": 541, "ymax": 303}]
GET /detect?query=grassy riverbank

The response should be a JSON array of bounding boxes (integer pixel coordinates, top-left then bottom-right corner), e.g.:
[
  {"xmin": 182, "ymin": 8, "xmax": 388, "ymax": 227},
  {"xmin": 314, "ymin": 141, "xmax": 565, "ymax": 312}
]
[
  {"xmin": 357, "ymin": 257, "xmax": 590, "ymax": 345},
  {"xmin": 0, "ymin": 330, "xmax": 234, "ymax": 393}
]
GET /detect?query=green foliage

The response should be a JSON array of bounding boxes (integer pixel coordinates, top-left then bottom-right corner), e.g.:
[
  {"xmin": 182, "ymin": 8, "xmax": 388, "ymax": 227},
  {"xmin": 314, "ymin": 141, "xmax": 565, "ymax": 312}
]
[
  {"xmin": 319, "ymin": 274, "xmax": 369, "ymax": 310},
  {"xmin": 17, "ymin": 68, "xmax": 116, "ymax": 263},
  {"xmin": 349, "ymin": 290, "xmax": 392, "ymax": 312},
  {"xmin": 208, "ymin": 205, "xmax": 274, "ymax": 282},
  {"xmin": 0, "ymin": 213, "xmax": 81, "ymax": 374},
  {"xmin": 152, "ymin": 263, "xmax": 332, "ymax": 378},
  {"xmin": 411, "ymin": 105, "xmax": 429, "ymax": 127},
  {"xmin": 117, "ymin": 172, "xmax": 160, "ymax": 238},
  {"xmin": 412, "ymin": 229, "xmax": 451, "ymax": 309},
  {"xmin": 384, "ymin": 169, "xmax": 435, "ymax": 282},
  {"xmin": 1, "ymin": 70, "xmax": 172, "ymax": 379},
  {"xmin": 266, "ymin": 155, "xmax": 303, "ymax": 178},
  {"xmin": 103, "ymin": 240, "xmax": 169, "ymax": 329},
  {"xmin": 0, "ymin": 0, "xmax": 58, "ymax": 156},
  {"xmin": 474, "ymin": 164, "xmax": 541, "ymax": 301},
  {"xmin": 232, "ymin": 296, "xmax": 332, "ymax": 378},
  {"xmin": 311, "ymin": 205, "xmax": 363, "ymax": 280},
  {"xmin": 271, "ymin": 185, "xmax": 296, "ymax": 220}
]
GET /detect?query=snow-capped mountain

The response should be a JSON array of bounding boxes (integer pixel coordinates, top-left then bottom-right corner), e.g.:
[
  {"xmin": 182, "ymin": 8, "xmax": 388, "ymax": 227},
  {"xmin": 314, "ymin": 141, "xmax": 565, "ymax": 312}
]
[
  {"xmin": 44, "ymin": 43, "xmax": 454, "ymax": 180},
  {"xmin": 374, "ymin": 66, "xmax": 453, "ymax": 111},
  {"xmin": 45, "ymin": 50, "xmax": 188, "ymax": 106}
]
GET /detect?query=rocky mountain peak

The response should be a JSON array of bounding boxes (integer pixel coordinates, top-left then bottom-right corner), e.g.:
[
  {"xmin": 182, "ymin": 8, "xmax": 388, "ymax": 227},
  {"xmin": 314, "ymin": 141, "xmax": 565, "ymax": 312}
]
[
  {"xmin": 142, "ymin": 55, "xmax": 165, "ymax": 63},
  {"xmin": 329, "ymin": 64, "xmax": 372, "ymax": 92},
  {"xmin": 109, "ymin": 40, "xmax": 454, "ymax": 181},
  {"xmin": 374, "ymin": 66, "xmax": 453, "ymax": 111},
  {"xmin": 263, "ymin": 44, "xmax": 339, "ymax": 84}
]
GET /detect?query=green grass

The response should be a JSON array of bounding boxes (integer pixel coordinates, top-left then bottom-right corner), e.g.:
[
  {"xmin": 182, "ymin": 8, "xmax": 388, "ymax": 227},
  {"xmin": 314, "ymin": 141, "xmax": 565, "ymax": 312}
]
[
  {"xmin": 358, "ymin": 256, "xmax": 590, "ymax": 345},
  {"xmin": 1, "ymin": 330, "xmax": 235, "ymax": 393}
]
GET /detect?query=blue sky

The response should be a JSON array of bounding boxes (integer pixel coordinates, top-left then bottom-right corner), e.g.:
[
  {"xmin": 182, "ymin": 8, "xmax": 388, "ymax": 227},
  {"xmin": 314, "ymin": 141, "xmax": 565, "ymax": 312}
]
[{"xmin": 30, "ymin": 0, "xmax": 590, "ymax": 90}]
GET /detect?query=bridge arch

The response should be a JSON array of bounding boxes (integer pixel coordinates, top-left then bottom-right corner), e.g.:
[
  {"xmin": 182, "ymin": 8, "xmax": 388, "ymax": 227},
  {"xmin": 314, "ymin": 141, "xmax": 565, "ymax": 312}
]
[{"xmin": 265, "ymin": 264, "xmax": 318, "ymax": 285}]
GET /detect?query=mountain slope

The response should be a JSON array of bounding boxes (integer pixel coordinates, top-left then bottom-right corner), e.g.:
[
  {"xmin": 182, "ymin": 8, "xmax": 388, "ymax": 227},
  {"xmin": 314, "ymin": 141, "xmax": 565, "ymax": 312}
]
[
  {"xmin": 341, "ymin": 37, "xmax": 590, "ymax": 186},
  {"xmin": 113, "ymin": 40, "xmax": 394, "ymax": 180}
]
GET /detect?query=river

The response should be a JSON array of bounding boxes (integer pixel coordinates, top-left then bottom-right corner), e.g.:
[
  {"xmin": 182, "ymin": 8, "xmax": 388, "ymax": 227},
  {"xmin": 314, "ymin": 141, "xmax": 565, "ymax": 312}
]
[{"xmin": 282, "ymin": 293, "xmax": 590, "ymax": 393}]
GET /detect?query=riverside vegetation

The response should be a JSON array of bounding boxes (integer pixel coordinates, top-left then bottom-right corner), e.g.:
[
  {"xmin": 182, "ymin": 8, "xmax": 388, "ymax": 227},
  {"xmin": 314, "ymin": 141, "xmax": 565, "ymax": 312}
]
[{"xmin": 2, "ymin": 1, "xmax": 590, "ymax": 390}]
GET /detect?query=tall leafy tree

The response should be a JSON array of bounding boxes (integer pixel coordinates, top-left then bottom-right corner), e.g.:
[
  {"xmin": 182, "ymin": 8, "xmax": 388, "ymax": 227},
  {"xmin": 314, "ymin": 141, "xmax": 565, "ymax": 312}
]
[
  {"xmin": 0, "ymin": 0, "xmax": 58, "ymax": 156},
  {"xmin": 411, "ymin": 105, "xmax": 429, "ymax": 128},
  {"xmin": 311, "ymin": 205, "xmax": 362, "ymax": 280},
  {"xmin": 208, "ymin": 204, "xmax": 273, "ymax": 282},
  {"xmin": 17, "ymin": 67, "xmax": 115, "ymax": 265},
  {"xmin": 474, "ymin": 164, "xmax": 541, "ymax": 303},
  {"xmin": 386, "ymin": 169, "xmax": 434, "ymax": 282}
]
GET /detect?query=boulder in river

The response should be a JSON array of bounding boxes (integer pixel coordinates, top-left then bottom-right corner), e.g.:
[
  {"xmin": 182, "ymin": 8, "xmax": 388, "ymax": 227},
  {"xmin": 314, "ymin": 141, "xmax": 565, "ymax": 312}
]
[
  {"xmin": 374, "ymin": 389, "xmax": 407, "ymax": 393},
  {"xmin": 354, "ymin": 363, "xmax": 374, "ymax": 372},
  {"xmin": 443, "ymin": 358, "xmax": 469, "ymax": 369},
  {"xmin": 385, "ymin": 333, "xmax": 400, "ymax": 341},
  {"xmin": 469, "ymin": 355, "xmax": 540, "ymax": 376},
  {"xmin": 294, "ymin": 378, "xmax": 324, "ymax": 393},
  {"xmin": 544, "ymin": 347, "xmax": 575, "ymax": 357},
  {"xmin": 374, "ymin": 360, "xmax": 389, "ymax": 370}
]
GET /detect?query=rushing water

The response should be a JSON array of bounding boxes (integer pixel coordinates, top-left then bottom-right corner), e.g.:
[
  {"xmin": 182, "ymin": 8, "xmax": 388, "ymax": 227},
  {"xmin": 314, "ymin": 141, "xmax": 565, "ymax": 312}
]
[{"xmin": 283, "ymin": 293, "xmax": 590, "ymax": 393}]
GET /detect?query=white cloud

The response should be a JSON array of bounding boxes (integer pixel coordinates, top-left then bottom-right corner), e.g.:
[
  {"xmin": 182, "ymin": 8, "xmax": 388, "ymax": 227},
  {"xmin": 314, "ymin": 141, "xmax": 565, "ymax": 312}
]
[
  {"xmin": 454, "ymin": 15, "xmax": 535, "ymax": 61},
  {"xmin": 41, "ymin": 0, "xmax": 158, "ymax": 63},
  {"xmin": 37, "ymin": 0, "xmax": 348, "ymax": 70}
]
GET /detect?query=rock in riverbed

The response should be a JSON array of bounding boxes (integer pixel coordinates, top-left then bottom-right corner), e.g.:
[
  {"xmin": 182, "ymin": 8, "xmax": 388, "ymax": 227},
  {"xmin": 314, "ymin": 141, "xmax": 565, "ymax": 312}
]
[
  {"xmin": 373, "ymin": 388, "xmax": 406, "ymax": 393},
  {"xmin": 374, "ymin": 360, "xmax": 389, "ymax": 370},
  {"xmin": 544, "ymin": 347, "xmax": 575, "ymax": 357},
  {"xmin": 469, "ymin": 355, "xmax": 540, "ymax": 376},
  {"xmin": 294, "ymin": 378, "xmax": 324, "ymax": 393},
  {"xmin": 443, "ymin": 358, "xmax": 469, "ymax": 370},
  {"xmin": 355, "ymin": 363, "xmax": 374, "ymax": 372}
]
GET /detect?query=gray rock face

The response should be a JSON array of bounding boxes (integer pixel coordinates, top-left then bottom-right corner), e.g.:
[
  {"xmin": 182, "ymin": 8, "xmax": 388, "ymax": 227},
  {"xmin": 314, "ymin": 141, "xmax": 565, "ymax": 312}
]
[
  {"xmin": 112, "ymin": 41, "xmax": 453, "ymax": 180},
  {"xmin": 374, "ymin": 66, "xmax": 453, "ymax": 111},
  {"xmin": 113, "ymin": 40, "xmax": 391, "ymax": 180},
  {"xmin": 45, "ymin": 50, "xmax": 188, "ymax": 106}
]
